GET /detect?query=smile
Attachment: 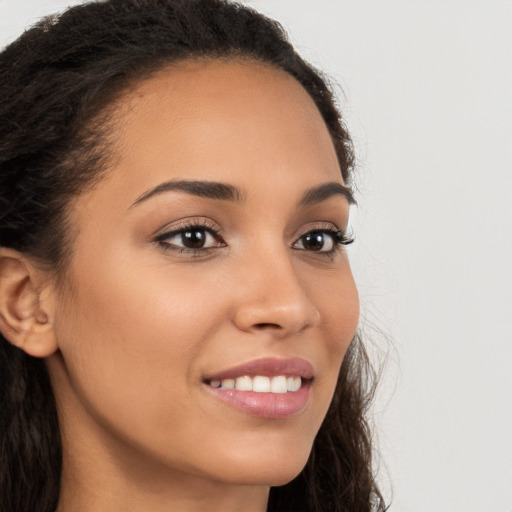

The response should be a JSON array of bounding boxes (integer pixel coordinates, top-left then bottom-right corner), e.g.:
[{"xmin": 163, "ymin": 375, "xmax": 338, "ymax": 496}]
[
  {"xmin": 208, "ymin": 375, "xmax": 302, "ymax": 393},
  {"xmin": 203, "ymin": 358, "xmax": 313, "ymax": 418}
]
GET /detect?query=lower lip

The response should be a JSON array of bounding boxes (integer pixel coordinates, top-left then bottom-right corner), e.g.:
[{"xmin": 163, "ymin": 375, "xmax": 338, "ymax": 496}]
[{"xmin": 205, "ymin": 381, "xmax": 311, "ymax": 419}]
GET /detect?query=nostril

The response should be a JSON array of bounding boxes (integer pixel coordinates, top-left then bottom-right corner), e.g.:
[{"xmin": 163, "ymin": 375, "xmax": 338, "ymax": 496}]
[{"xmin": 254, "ymin": 322, "xmax": 282, "ymax": 330}]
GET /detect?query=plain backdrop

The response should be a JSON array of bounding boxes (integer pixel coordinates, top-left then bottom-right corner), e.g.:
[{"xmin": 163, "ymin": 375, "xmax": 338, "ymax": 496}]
[{"xmin": 1, "ymin": 1, "xmax": 511, "ymax": 511}]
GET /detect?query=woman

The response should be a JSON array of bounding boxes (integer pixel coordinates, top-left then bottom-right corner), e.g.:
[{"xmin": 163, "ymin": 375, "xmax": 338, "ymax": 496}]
[{"xmin": 0, "ymin": 1, "xmax": 386, "ymax": 511}]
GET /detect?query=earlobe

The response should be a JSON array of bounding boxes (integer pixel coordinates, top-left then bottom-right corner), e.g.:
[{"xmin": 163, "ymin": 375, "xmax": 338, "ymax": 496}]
[{"xmin": 0, "ymin": 248, "xmax": 58, "ymax": 358}]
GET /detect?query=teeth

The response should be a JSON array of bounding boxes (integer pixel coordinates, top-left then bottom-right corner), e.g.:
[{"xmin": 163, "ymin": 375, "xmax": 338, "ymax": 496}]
[
  {"xmin": 287, "ymin": 376, "xmax": 301, "ymax": 392},
  {"xmin": 235, "ymin": 376, "xmax": 252, "ymax": 391},
  {"xmin": 213, "ymin": 375, "xmax": 303, "ymax": 393},
  {"xmin": 221, "ymin": 378, "xmax": 235, "ymax": 389},
  {"xmin": 253, "ymin": 376, "xmax": 271, "ymax": 392},
  {"xmin": 270, "ymin": 375, "xmax": 288, "ymax": 394}
]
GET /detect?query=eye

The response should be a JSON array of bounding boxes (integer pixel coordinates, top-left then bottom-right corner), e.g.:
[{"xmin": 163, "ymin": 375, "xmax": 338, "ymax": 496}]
[
  {"xmin": 154, "ymin": 222, "xmax": 225, "ymax": 253},
  {"xmin": 165, "ymin": 229, "xmax": 216, "ymax": 249},
  {"xmin": 293, "ymin": 228, "xmax": 354, "ymax": 253},
  {"xmin": 294, "ymin": 230, "xmax": 335, "ymax": 252}
]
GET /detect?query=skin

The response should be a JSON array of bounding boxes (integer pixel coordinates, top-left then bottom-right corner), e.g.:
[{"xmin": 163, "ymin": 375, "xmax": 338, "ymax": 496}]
[{"xmin": 29, "ymin": 60, "xmax": 359, "ymax": 511}]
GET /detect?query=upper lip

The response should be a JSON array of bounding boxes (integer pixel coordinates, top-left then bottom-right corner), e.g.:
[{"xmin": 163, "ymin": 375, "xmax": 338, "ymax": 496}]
[{"xmin": 203, "ymin": 357, "xmax": 315, "ymax": 382}]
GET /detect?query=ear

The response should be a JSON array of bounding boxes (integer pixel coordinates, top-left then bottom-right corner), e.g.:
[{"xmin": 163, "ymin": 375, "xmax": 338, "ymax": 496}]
[{"xmin": 0, "ymin": 248, "xmax": 58, "ymax": 358}]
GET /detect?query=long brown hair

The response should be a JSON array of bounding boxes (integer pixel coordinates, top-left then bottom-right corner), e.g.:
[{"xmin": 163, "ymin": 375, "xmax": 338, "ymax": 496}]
[{"xmin": 0, "ymin": 1, "xmax": 386, "ymax": 510}]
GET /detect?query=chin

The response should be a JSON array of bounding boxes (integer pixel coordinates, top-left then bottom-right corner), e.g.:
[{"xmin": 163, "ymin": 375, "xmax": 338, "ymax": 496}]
[
  {"xmin": 209, "ymin": 443, "xmax": 311, "ymax": 487},
  {"xmin": 221, "ymin": 464, "xmax": 306, "ymax": 488}
]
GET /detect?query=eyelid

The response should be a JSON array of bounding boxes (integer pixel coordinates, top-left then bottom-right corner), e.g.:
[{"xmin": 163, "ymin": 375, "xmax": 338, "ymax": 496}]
[
  {"xmin": 293, "ymin": 221, "xmax": 352, "ymax": 242},
  {"xmin": 294, "ymin": 221, "xmax": 335, "ymax": 236},
  {"xmin": 292, "ymin": 222, "xmax": 355, "ymax": 254},
  {"xmin": 152, "ymin": 217, "xmax": 226, "ymax": 254},
  {"xmin": 153, "ymin": 217, "xmax": 223, "ymax": 240}
]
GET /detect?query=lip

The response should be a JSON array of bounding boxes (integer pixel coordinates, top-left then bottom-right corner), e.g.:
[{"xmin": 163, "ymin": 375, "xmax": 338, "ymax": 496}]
[{"xmin": 203, "ymin": 357, "xmax": 314, "ymax": 419}]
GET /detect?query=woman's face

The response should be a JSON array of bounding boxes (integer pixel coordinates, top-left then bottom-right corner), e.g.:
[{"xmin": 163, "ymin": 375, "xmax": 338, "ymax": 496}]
[{"xmin": 47, "ymin": 60, "xmax": 359, "ymax": 488}]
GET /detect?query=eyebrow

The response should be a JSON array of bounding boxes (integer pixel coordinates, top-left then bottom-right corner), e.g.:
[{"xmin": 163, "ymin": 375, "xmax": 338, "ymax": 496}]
[
  {"xmin": 130, "ymin": 179, "xmax": 355, "ymax": 208},
  {"xmin": 299, "ymin": 182, "xmax": 356, "ymax": 206},
  {"xmin": 131, "ymin": 179, "xmax": 245, "ymax": 207}
]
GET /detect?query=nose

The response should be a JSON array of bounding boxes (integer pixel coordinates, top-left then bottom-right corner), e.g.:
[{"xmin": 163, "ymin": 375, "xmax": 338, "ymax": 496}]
[{"xmin": 231, "ymin": 249, "xmax": 320, "ymax": 338}]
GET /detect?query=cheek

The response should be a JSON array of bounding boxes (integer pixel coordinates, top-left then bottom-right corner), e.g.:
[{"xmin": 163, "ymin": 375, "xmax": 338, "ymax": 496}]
[
  {"xmin": 310, "ymin": 263, "xmax": 360, "ymax": 347},
  {"xmin": 58, "ymin": 246, "xmax": 226, "ymax": 352},
  {"xmin": 308, "ymin": 266, "xmax": 360, "ymax": 401},
  {"xmin": 52, "ymin": 253, "xmax": 226, "ymax": 435}
]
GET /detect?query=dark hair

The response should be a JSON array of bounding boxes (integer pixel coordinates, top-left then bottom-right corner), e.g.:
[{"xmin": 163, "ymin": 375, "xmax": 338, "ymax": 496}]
[{"xmin": 0, "ymin": 1, "xmax": 386, "ymax": 511}]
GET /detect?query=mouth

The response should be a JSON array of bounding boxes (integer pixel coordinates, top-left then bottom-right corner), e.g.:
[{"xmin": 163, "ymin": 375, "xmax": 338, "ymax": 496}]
[
  {"xmin": 206, "ymin": 375, "xmax": 305, "ymax": 393},
  {"xmin": 202, "ymin": 358, "xmax": 314, "ymax": 419}
]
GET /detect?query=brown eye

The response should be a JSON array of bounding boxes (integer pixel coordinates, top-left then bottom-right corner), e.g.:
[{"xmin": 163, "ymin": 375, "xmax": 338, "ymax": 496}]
[
  {"xmin": 156, "ymin": 225, "xmax": 224, "ymax": 252},
  {"xmin": 181, "ymin": 229, "xmax": 207, "ymax": 249},
  {"xmin": 294, "ymin": 230, "xmax": 335, "ymax": 252}
]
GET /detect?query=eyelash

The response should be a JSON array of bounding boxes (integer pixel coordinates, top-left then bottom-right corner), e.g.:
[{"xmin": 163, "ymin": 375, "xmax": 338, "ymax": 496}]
[
  {"xmin": 154, "ymin": 219, "xmax": 225, "ymax": 256},
  {"xmin": 153, "ymin": 220, "xmax": 354, "ymax": 257}
]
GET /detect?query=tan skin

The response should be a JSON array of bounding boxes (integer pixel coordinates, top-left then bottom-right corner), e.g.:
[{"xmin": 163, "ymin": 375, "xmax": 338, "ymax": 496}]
[{"xmin": 0, "ymin": 60, "xmax": 358, "ymax": 512}]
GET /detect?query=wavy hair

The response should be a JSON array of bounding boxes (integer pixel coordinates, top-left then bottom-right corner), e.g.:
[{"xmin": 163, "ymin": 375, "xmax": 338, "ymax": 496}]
[{"xmin": 0, "ymin": 1, "xmax": 386, "ymax": 510}]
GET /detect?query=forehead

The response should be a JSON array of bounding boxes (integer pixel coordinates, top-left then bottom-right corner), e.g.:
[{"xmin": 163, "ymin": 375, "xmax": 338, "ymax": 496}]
[{"xmin": 105, "ymin": 59, "xmax": 342, "ymax": 191}]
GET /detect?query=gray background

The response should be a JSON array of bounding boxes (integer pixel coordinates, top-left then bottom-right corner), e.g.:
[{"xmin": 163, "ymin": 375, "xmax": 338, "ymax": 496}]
[{"xmin": 1, "ymin": 1, "xmax": 511, "ymax": 510}]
